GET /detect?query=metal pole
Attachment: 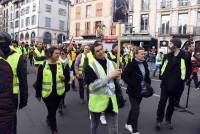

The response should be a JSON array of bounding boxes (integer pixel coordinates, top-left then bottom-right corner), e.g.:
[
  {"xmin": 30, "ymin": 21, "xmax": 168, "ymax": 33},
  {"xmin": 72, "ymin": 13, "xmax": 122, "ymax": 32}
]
[{"xmin": 117, "ymin": 23, "xmax": 121, "ymax": 69}]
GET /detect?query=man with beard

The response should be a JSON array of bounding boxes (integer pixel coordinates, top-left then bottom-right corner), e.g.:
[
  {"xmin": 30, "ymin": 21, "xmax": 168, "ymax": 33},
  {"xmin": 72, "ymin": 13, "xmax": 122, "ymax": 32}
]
[{"xmin": 156, "ymin": 38, "xmax": 188, "ymax": 129}]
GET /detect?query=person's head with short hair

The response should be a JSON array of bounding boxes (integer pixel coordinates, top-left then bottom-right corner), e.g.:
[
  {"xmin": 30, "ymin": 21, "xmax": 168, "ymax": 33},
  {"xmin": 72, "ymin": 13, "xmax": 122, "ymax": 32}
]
[
  {"xmin": 91, "ymin": 41, "xmax": 105, "ymax": 60},
  {"xmin": 185, "ymin": 41, "xmax": 195, "ymax": 53},
  {"xmin": 112, "ymin": 44, "xmax": 118, "ymax": 54},
  {"xmin": 46, "ymin": 46, "xmax": 60, "ymax": 62},
  {"xmin": 169, "ymin": 38, "xmax": 182, "ymax": 52},
  {"xmin": 11, "ymin": 40, "xmax": 18, "ymax": 47},
  {"xmin": 135, "ymin": 47, "xmax": 145, "ymax": 61},
  {"xmin": 82, "ymin": 44, "xmax": 90, "ymax": 54},
  {"xmin": 0, "ymin": 32, "xmax": 11, "ymax": 55}
]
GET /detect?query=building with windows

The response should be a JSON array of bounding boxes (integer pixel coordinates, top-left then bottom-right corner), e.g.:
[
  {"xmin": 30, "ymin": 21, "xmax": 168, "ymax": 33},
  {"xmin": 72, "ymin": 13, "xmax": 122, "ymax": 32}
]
[
  {"xmin": 0, "ymin": 0, "xmax": 71, "ymax": 44},
  {"xmin": 70, "ymin": 0, "xmax": 200, "ymax": 50},
  {"xmin": 157, "ymin": 0, "xmax": 200, "ymax": 51},
  {"xmin": 70, "ymin": 0, "xmax": 118, "ymax": 44},
  {"xmin": 0, "ymin": 5, "xmax": 3, "ymax": 31}
]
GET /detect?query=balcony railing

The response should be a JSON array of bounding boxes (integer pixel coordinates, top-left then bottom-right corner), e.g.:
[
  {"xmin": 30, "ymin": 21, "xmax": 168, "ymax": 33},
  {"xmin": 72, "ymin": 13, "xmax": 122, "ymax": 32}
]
[
  {"xmin": 0, "ymin": 0, "xmax": 10, "ymax": 5},
  {"xmin": 178, "ymin": 0, "xmax": 190, "ymax": 7},
  {"xmin": 170, "ymin": 26, "xmax": 194, "ymax": 35},
  {"xmin": 158, "ymin": 27, "xmax": 170, "ymax": 36},
  {"xmin": 160, "ymin": 1, "xmax": 172, "ymax": 9},
  {"xmin": 194, "ymin": 26, "xmax": 200, "ymax": 35}
]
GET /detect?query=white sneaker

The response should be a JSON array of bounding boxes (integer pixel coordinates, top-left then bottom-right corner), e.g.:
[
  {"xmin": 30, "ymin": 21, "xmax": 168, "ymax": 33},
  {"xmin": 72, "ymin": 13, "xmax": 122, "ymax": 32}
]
[
  {"xmin": 100, "ymin": 114, "xmax": 107, "ymax": 125},
  {"xmin": 125, "ymin": 124, "xmax": 132, "ymax": 133},
  {"xmin": 132, "ymin": 132, "xmax": 139, "ymax": 134}
]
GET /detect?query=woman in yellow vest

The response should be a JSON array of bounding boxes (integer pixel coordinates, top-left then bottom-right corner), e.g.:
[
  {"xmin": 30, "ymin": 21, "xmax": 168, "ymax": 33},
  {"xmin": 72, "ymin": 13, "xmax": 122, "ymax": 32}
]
[
  {"xmin": 34, "ymin": 46, "xmax": 70, "ymax": 134},
  {"xmin": 58, "ymin": 49, "xmax": 72, "ymax": 115}
]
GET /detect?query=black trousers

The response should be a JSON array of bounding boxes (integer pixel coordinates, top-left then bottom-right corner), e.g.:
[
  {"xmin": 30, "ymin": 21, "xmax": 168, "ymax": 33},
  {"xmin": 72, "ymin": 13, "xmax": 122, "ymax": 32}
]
[
  {"xmin": 192, "ymin": 72, "xmax": 199, "ymax": 88},
  {"xmin": 78, "ymin": 78, "xmax": 84, "ymax": 100},
  {"xmin": 43, "ymin": 96, "xmax": 61, "ymax": 131},
  {"xmin": 0, "ymin": 119, "xmax": 13, "ymax": 134},
  {"xmin": 127, "ymin": 96, "xmax": 142, "ymax": 132},
  {"xmin": 11, "ymin": 114, "xmax": 17, "ymax": 134},
  {"xmin": 157, "ymin": 87, "xmax": 178, "ymax": 122}
]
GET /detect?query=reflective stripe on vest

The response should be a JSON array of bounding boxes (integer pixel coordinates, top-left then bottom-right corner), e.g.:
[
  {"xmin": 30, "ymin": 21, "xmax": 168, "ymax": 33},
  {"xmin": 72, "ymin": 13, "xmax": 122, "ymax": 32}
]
[
  {"xmin": 78, "ymin": 53, "xmax": 85, "ymax": 73},
  {"xmin": 160, "ymin": 58, "xmax": 186, "ymax": 80},
  {"xmin": 88, "ymin": 58, "xmax": 118, "ymax": 113},
  {"xmin": 6, "ymin": 52, "xmax": 20, "ymax": 94},
  {"xmin": 34, "ymin": 49, "xmax": 45, "ymax": 65},
  {"xmin": 108, "ymin": 51, "xmax": 116, "ymax": 60},
  {"xmin": 42, "ymin": 61, "xmax": 65, "ymax": 98}
]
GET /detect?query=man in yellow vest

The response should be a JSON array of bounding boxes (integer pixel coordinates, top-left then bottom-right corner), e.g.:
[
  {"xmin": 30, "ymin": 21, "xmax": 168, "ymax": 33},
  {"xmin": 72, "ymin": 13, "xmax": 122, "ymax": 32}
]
[
  {"xmin": 0, "ymin": 32, "xmax": 28, "ymax": 134},
  {"xmin": 10, "ymin": 40, "xmax": 22, "ymax": 54},
  {"xmin": 84, "ymin": 42, "xmax": 121, "ymax": 134},
  {"xmin": 74, "ymin": 44, "xmax": 90, "ymax": 104},
  {"xmin": 156, "ymin": 38, "xmax": 188, "ymax": 130},
  {"xmin": 33, "ymin": 42, "xmax": 46, "ymax": 72}
]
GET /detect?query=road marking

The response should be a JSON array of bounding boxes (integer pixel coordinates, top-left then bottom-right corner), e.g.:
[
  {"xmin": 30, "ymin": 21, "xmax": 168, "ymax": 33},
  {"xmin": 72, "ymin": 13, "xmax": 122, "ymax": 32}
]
[
  {"xmin": 151, "ymin": 79, "xmax": 161, "ymax": 82},
  {"xmin": 153, "ymin": 93, "xmax": 160, "ymax": 97}
]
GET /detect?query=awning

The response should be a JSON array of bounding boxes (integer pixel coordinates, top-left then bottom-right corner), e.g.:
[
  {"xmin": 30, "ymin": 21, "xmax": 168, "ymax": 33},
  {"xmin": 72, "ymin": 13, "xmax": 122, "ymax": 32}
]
[{"xmin": 120, "ymin": 35, "xmax": 153, "ymax": 41}]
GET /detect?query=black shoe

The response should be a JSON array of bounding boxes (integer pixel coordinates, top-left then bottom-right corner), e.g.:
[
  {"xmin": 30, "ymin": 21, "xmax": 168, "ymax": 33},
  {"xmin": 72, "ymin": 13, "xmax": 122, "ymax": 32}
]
[
  {"xmin": 165, "ymin": 121, "xmax": 173, "ymax": 129},
  {"xmin": 156, "ymin": 121, "xmax": 161, "ymax": 129}
]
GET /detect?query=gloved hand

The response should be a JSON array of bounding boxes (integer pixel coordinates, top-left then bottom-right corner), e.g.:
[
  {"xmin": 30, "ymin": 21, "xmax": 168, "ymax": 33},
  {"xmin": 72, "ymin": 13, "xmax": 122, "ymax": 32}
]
[{"xmin": 19, "ymin": 102, "xmax": 27, "ymax": 109}]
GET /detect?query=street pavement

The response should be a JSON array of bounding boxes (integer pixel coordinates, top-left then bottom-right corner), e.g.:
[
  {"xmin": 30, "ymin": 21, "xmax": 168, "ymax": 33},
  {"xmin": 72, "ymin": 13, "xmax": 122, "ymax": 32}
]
[{"xmin": 17, "ymin": 64, "xmax": 200, "ymax": 134}]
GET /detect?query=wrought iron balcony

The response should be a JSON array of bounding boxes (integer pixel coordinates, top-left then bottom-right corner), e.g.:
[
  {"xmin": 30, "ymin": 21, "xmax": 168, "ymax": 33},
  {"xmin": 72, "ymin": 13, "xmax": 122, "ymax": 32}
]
[
  {"xmin": 160, "ymin": 1, "xmax": 172, "ymax": 9},
  {"xmin": 170, "ymin": 26, "xmax": 194, "ymax": 36},
  {"xmin": 158, "ymin": 27, "xmax": 171, "ymax": 36},
  {"xmin": 194, "ymin": 26, "xmax": 200, "ymax": 35},
  {"xmin": 0, "ymin": 0, "xmax": 10, "ymax": 5}
]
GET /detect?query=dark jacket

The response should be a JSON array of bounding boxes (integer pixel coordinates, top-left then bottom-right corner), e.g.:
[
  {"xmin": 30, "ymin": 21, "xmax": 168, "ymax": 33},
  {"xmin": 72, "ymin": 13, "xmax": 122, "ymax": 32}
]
[
  {"xmin": 0, "ymin": 58, "xmax": 16, "ymax": 121},
  {"xmin": 5, "ymin": 51, "xmax": 28, "ymax": 109},
  {"xmin": 122, "ymin": 59, "xmax": 151, "ymax": 98},
  {"xmin": 160, "ymin": 50, "xmax": 188, "ymax": 92}
]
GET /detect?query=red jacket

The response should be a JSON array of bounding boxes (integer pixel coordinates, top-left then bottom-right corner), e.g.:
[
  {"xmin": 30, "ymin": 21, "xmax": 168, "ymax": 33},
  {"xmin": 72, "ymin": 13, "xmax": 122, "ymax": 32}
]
[{"xmin": 191, "ymin": 57, "xmax": 199, "ymax": 73}]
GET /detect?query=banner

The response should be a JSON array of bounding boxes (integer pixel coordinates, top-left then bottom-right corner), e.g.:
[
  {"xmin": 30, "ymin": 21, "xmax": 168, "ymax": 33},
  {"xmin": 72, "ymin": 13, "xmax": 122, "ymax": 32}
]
[{"xmin": 112, "ymin": 0, "xmax": 129, "ymax": 23}]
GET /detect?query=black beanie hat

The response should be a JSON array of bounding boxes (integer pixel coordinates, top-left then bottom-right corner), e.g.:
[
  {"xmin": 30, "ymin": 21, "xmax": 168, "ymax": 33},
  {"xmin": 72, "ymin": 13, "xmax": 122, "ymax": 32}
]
[
  {"xmin": 170, "ymin": 38, "xmax": 182, "ymax": 48},
  {"xmin": 112, "ymin": 44, "xmax": 117, "ymax": 49}
]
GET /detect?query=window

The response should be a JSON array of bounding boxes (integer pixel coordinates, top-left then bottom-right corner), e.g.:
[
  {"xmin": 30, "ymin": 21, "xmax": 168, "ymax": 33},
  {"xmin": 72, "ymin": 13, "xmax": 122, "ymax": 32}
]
[
  {"xmin": 15, "ymin": 20, "xmax": 19, "ymax": 28},
  {"xmin": 32, "ymin": 3, "xmax": 36, "ymax": 12},
  {"xmin": 31, "ymin": 15, "xmax": 36, "ymax": 25},
  {"xmin": 45, "ymin": 17, "xmax": 51, "ymax": 27},
  {"xmin": 58, "ymin": 8, "xmax": 66, "ymax": 16},
  {"xmin": 75, "ymin": 6, "xmax": 81, "ymax": 20},
  {"xmin": 125, "ymin": 15, "xmax": 133, "ymax": 33},
  {"xmin": 140, "ymin": 14, "xmax": 149, "ymax": 32},
  {"xmin": 26, "ymin": 6, "xmax": 30, "ymax": 14},
  {"xmin": 128, "ymin": 0, "xmax": 133, "ymax": 11},
  {"xmin": 21, "ymin": 8, "xmax": 26, "ymax": 16},
  {"xmin": 141, "ymin": 0, "xmax": 149, "ymax": 11},
  {"xmin": 85, "ymin": 22, "xmax": 90, "ymax": 35},
  {"xmin": 59, "ymin": 0, "xmax": 67, "ymax": 6},
  {"xmin": 10, "ymin": 22, "xmax": 13, "ymax": 29},
  {"xmin": 21, "ymin": 19, "xmax": 24, "ymax": 28},
  {"xmin": 75, "ymin": 23, "xmax": 80, "ymax": 36},
  {"xmin": 178, "ymin": 13, "xmax": 188, "ymax": 34},
  {"xmin": 59, "ymin": 20, "xmax": 65, "ymax": 31},
  {"xmin": 46, "ymin": 5, "xmax": 51, "ymax": 13},
  {"xmin": 15, "ymin": 11, "xmax": 19, "ymax": 18},
  {"xmin": 196, "ymin": 12, "xmax": 200, "ymax": 35},
  {"xmin": 25, "ymin": 17, "xmax": 30, "ymax": 26},
  {"xmin": 161, "ymin": 0, "xmax": 172, "ymax": 8},
  {"xmin": 86, "ymin": 5, "xmax": 91, "ymax": 18},
  {"xmin": 179, "ymin": 0, "xmax": 189, "ymax": 6},
  {"xmin": 26, "ymin": 0, "xmax": 31, "ymax": 3},
  {"xmin": 96, "ymin": 3, "xmax": 103, "ymax": 17},
  {"xmin": 161, "ymin": 15, "xmax": 170, "ymax": 34},
  {"xmin": 110, "ymin": 23, "xmax": 116, "ymax": 35},
  {"xmin": 48, "ymin": 0, "xmax": 53, "ymax": 2},
  {"xmin": 21, "ymin": 0, "xmax": 25, "ymax": 6}
]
